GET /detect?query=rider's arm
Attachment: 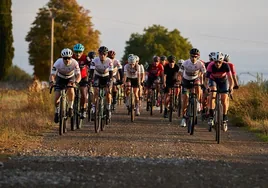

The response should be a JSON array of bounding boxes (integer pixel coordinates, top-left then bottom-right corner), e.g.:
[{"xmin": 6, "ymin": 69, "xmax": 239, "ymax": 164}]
[
  {"xmin": 118, "ymin": 68, "xmax": 123, "ymax": 82},
  {"xmin": 74, "ymin": 60, "xmax": 81, "ymax": 83}
]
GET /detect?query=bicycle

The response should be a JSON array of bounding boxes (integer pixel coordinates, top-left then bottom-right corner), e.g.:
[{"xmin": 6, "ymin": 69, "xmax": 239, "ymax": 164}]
[
  {"xmin": 184, "ymin": 83, "xmax": 201, "ymax": 135},
  {"xmin": 125, "ymin": 84, "xmax": 135, "ymax": 122},
  {"xmin": 168, "ymin": 84, "xmax": 180, "ymax": 122},
  {"xmin": 210, "ymin": 87, "xmax": 233, "ymax": 144},
  {"xmin": 94, "ymin": 83, "xmax": 111, "ymax": 133},
  {"xmin": 87, "ymin": 81, "xmax": 94, "ymax": 122},
  {"xmin": 71, "ymin": 85, "xmax": 85, "ymax": 131},
  {"xmin": 147, "ymin": 82, "xmax": 162, "ymax": 116},
  {"xmin": 50, "ymin": 84, "xmax": 75, "ymax": 135}
]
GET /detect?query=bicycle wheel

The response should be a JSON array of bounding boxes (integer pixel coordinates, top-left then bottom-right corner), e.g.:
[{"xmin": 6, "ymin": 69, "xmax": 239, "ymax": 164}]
[
  {"xmin": 94, "ymin": 98, "xmax": 101, "ymax": 133},
  {"xmin": 150, "ymin": 90, "xmax": 155, "ymax": 116},
  {"xmin": 75, "ymin": 90, "xmax": 83, "ymax": 129},
  {"xmin": 71, "ymin": 89, "xmax": 78, "ymax": 131},
  {"xmin": 130, "ymin": 89, "xmax": 135, "ymax": 122},
  {"xmin": 59, "ymin": 96, "xmax": 66, "ymax": 135},
  {"xmin": 190, "ymin": 97, "xmax": 197, "ymax": 135},
  {"xmin": 87, "ymin": 91, "xmax": 93, "ymax": 122},
  {"xmin": 169, "ymin": 89, "xmax": 173, "ymax": 122},
  {"xmin": 215, "ymin": 95, "xmax": 222, "ymax": 144},
  {"xmin": 177, "ymin": 89, "xmax": 182, "ymax": 117},
  {"xmin": 160, "ymin": 90, "xmax": 163, "ymax": 114}
]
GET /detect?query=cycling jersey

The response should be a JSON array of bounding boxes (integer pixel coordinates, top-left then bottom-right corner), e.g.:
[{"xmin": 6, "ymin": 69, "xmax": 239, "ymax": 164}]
[
  {"xmin": 139, "ymin": 64, "xmax": 145, "ymax": 74},
  {"xmin": 206, "ymin": 61, "xmax": 231, "ymax": 80},
  {"xmin": 72, "ymin": 54, "xmax": 88, "ymax": 78},
  {"xmin": 164, "ymin": 64, "xmax": 180, "ymax": 86},
  {"xmin": 51, "ymin": 58, "xmax": 80, "ymax": 79},
  {"xmin": 147, "ymin": 63, "xmax": 164, "ymax": 78},
  {"xmin": 227, "ymin": 62, "xmax": 236, "ymax": 75},
  {"xmin": 112, "ymin": 59, "xmax": 123, "ymax": 76},
  {"xmin": 124, "ymin": 63, "xmax": 140, "ymax": 78},
  {"xmin": 90, "ymin": 57, "xmax": 113, "ymax": 77},
  {"xmin": 179, "ymin": 59, "xmax": 206, "ymax": 80}
]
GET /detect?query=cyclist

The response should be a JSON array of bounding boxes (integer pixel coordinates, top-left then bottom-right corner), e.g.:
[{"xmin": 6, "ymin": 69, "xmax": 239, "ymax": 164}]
[
  {"xmin": 136, "ymin": 55, "xmax": 145, "ymax": 102},
  {"xmin": 206, "ymin": 52, "xmax": 234, "ymax": 130},
  {"xmin": 224, "ymin": 54, "xmax": 239, "ymax": 89},
  {"xmin": 89, "ymin": 46, "xmax": 114, "ymax": 119},
  {"xmin": 160, "ymin": 56, "xmax": 168, "ymax": 66},
  {"xmin": 179, "ymin": 48, "xmax": 206, "ymax": 127},
  {"xmin": 87, "ymin": 51, "xmax": 96, "ymax": 66},
  {"xmin": 123, "ymin": 55, "xmax": 141, "ymax": 115},
  {"xmin": 177, "ymin": 59, "xmax": 184, "ymax": 69},
  {"xmin": 163, "ymin": 55, "xmax": 180, "ymax": 118},
  {"xmin": 72, "ymin": 43, "xmax": 89, "ymax": 119},
  {"xmin": 49, "ymin": 48, "xmax": 81, "ymax": 123},
  {"xmin": 146, "ymin": 56, "xmax": 164, "ymax": 108},
  {"xmin": 108, "ymin": 50, "xmax": 123, "ymax": 107}
]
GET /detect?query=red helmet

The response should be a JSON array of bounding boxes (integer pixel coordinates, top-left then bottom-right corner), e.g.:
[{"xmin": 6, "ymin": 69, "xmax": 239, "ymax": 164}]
[{"xmin": 108, "ymin": 50, "xmax": 116, "ymax": 59}]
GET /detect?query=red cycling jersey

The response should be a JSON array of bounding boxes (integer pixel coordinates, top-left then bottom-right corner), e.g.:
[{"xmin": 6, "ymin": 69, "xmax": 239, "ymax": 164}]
[
  {"xmin": 227, "ymin": 62, "xmax": 236, "ymax": 75},
  {"xmin": 147, "ymin": 62, "xmax": 164, "ymax": 77},
  {"xmin": 72, "ymin": 54, "xmax": 88, "ymax": 78}
]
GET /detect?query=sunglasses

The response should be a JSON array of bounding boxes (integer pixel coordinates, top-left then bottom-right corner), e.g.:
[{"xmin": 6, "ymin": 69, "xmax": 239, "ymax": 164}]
[
  {"xmin": 215, "ymin": 61, "xmax": 222, "ymax": 64},
  {"xmin": 191, "ymin": 55, "xmax": 199, "ymax": 58},
  {"xmin": 74, "ymin": 51, "xmax": 83, "ymax": 54},
  {"xmin": 99, "ymin": 53, "xmax": 107, "ymax": 56},
  {"xmin": 170, "ymin": 61, "xmax": 175, "ymax": 63},
  {"xmin": 63, "ymin": 57, "xmax": 71, "ymax": 60}
]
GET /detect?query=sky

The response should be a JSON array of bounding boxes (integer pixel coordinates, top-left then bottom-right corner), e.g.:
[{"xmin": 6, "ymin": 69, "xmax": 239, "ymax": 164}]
[{"xmin": 12, "ymin": 0, "xmax": 268, "ymax": 82}]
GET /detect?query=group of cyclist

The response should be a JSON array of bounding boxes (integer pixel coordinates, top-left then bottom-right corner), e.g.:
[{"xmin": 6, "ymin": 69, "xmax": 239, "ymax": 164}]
[{"xmin": 49, "ymin": 44, "xmax": 238, "ymax": 131}]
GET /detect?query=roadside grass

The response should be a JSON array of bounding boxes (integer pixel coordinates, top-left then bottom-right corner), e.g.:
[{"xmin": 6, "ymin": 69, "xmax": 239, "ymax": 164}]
[
  {"xmin": 229, "ymin": 82, "xmax": 268, "ymax": 141},
  {"xmin": 0, "ymin": 88, "xmax": 54, "ymax": 146}
]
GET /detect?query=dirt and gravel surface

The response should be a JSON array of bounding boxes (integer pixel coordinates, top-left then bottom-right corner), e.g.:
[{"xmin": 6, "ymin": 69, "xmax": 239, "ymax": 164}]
[{"xmin": 0, "ymin": 104, "xmax": 268, "ymax": 188}]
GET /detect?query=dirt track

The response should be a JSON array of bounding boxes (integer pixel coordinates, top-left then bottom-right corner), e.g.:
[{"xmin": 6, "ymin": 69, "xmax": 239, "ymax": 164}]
[{"xmin": 0, "ymin": 103, "xmax": 268, "ymax": 187}]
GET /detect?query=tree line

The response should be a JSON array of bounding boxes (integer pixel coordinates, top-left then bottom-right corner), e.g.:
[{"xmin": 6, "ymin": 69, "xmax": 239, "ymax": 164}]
[{"xmin": 1, "ymin": 0, "xmax": 192, "ymax": 81}]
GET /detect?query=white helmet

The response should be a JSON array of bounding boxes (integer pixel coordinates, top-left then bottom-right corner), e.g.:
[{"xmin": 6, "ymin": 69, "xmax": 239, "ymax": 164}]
[
  {"xmin": 128, "ymin": 54, "xmax": 135, "ymax": 58},
  {"xmin": 209, "ymin": 52, "xmax": 215, "ymax": 61},
  {"xmin": 177, "ymin": 59, "xmax": 184, "ymax": 64},
  {"xmin": 135, "ymin": 55, "xmax": 140, "ymax": 62},
  {"xmin": 224, "ymin": 54, "xmax": 230, "ymax": 62},
  {"xmin": 128, "ymin": 55, "xmax": 136, "ymax": 65},
  {"xmin": 211, "ymin": 52, "xmax": 224, "ymax": 62},
  {"xmin": 61, "ymin": 48, "xmax": 73, "ymax": 58}
]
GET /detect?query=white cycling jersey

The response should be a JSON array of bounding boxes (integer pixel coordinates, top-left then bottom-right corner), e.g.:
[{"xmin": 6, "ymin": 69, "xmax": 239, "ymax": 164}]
[
  {"xmin": 139, "ymin": 64, "xmax": 145, "ymax": 74},
  {"xmin": 112, "ymin": 59, "xmax": 122, "ymax": 76},
  {"xmin": 51, "ymin": 58, "xmax": 80, "ymax": 79},
  {"xmin": 179, "ymin": 59, "xmax": 206, "ymax": 80},
  {"xmin": 124, "ymin": 63, "xmax": 140, "ymax": 79},
  {"xmin": 90, "ymin": 57, "xmax": 114, "ymax": 77}
]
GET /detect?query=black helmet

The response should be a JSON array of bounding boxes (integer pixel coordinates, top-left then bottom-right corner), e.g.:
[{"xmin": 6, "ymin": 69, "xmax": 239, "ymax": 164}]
[
  {"xmin": 160, "ymin": 55, "xmax": 167, "ymax": 61},
  {"xmin": 167, "ymin": 55, "xmax": 176, "ymax": 62},
  {"xmin": 98, "ymin": 46, "xmax": 108, "ymax": 54},
  {"xmin": 153, "ymin": 56, "xmax": 160, "ymax": 62},
  {"xmin": 88, "ymin": 51, "xmax": 96, "ymax": 59},
  {"xmin": 190, "ymin": 48, "xmax": 200, "ymax": 56}
]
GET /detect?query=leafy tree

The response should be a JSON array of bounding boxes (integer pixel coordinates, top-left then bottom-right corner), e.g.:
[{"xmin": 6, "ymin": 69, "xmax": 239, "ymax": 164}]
[
  {"xmin": 26, "ymin": 0, "xmax": 100, "ymax": 80},
  {"xmin": 122, "ymin": 24, "xmax": 192, "ymax": 64},
  {"xmin": 0, "ymin": 0, "xmax": 14, "ymax": 80}
]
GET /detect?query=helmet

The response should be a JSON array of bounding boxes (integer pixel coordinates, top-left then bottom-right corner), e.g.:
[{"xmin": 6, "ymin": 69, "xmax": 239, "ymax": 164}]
[
  {"xmin": 177, "ymin": 59, "xmax": 184, "ymax": 64},
  {"xmin": 108, "ymin": 50, "xmax": 116, "ymax": 59},
  {"xmin": 128, "ymin": 54, "xmax": 135, "ymax": 58},
  {"xmin": 209, "ymin": 52, "xmax": 215, "ymax": 61},
  {"xmin": 211, "ymin": 52, "xmax": 224, "ymax": 62},
  {"xmin": 73, "ymin": 43, "xmax": 85, "ymax": 52},
  {"xmin": 160, "ymin": 56, "xmax": 167, "ymax": 61},
  {"xmin": 153, "ymin": 56, "xmax": 160, "ymax": 62},
  {"xmin": 190, "ymin": 48, "xmax": 200, "ymax": 56},
  {"xmin": 135, "ymin": 55, "xmax": 140, "ymax": 62},
  {"xmin": 128, "ymin": 55, "xmax": 136, "ymax": 65},
  {"xmin": 61, "ymin": 48, "xmax": 73, "ymax": 57},
  {"xmin": 98, "ymin": 46, "xmax": 108, "ymax": 54},
  {"xmin": 167, "ymin": 55, "xmax": 176, "ymax": 62},
  {"xmin": 224, "ymin": 54, "xmax": 230, "ymax": 62},
  {"xmin": 88, "ymin": 51, "xmax": 96, "ymax": 59}
]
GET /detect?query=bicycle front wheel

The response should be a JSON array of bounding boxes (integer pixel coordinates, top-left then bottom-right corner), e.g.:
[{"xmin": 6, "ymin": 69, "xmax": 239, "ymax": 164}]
[
  {"xmin": 130, "ymin": 91, "xmax": 135, "ymax": 122},
  {"xmin": 59, "ymin": 97, "xmax": 67, "ymax": 135},
  {"xmin": 94, "ymin": 98, "xmax": 101, "ymax": 133}
]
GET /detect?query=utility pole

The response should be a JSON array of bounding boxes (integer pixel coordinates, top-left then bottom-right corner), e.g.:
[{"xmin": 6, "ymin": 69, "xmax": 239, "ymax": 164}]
[{"xmin": 49, "ymin": 9, "xmax": 55, "ymax": 74}]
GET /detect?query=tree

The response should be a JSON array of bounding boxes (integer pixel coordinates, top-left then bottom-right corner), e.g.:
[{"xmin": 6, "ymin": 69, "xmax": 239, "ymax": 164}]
[
  {"xmin": 0, "ymin": 0, "xmax": 14, "ymax": 80},
  {"xmin": 26, "ymin": 0, "xmax": 100, "ymax": 80},
  {"xmin": 122, "ymin": 24, "xmax": 193, "ymax": 64}
]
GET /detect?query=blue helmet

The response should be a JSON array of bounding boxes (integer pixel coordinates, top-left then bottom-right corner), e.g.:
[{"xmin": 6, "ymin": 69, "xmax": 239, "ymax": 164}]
[{"xmin": 73, "ymin": 43, "xmax": 85, "ymax": 52}]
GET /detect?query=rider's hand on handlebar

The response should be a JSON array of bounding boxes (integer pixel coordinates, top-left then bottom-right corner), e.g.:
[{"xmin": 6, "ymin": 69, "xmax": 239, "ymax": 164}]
[
  {"xmin": 49, "ymin": 81, "xmax": 55, "ymax": 88},
  {"xmin": 233, "ymin": 85, "xmax": 239, "ymax": 89}
]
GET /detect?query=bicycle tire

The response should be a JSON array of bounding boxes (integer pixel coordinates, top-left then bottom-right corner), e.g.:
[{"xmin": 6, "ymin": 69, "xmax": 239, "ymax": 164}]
[
  {"xmin": 94, "ymin": 98, "xmax": 101, "ymax": 133},
  {"xmin": 177, "ymin": 89, "xmax": 182, "ymax": 117},
  {"xmin": 169, "ymin": 89, "xmax": 173, "ymax": 122},
  {"xmin": 190, "ymin": 98, "xmax": 197, "ymax": 135},
  {"xmin": 101, "ymin": 98, "xmax": 107, "ymax": 131},
  {"xmin": 59, "ymin": 95, "xmax": 66, "ymax": 135},
  {"xmin": 130, "ymin": 89, "xmax": 135, "ymax": 122},
  {"xmin": 215, "ymin": 94, "xmax": 221, "ymax": 144},
  {"xmin": 87, "ymin": 91, "xmax": 93, "ymax": 122},
  {"xmin": 150, "ymin": 90, "xmax": 154, "ymax": 116},
  {"xmin": 160, "ymin": 91, "xmax": 163, "ymax": 114}
]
